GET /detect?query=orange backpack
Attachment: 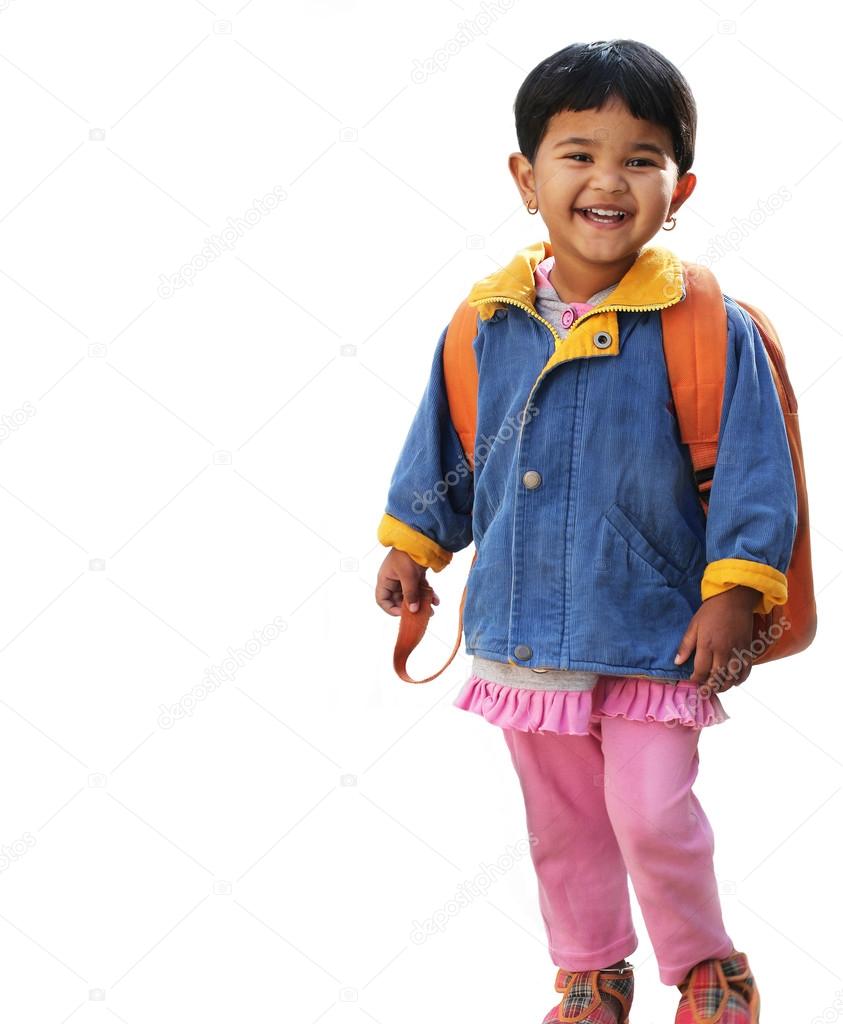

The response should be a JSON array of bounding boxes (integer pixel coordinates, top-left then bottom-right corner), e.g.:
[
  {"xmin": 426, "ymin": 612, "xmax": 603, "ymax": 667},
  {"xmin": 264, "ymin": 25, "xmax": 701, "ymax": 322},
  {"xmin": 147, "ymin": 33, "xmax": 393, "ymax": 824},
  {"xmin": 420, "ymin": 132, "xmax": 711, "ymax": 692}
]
[{"xmin": 393, "ymin": 261, "xmax": 817, "ymax": 684}]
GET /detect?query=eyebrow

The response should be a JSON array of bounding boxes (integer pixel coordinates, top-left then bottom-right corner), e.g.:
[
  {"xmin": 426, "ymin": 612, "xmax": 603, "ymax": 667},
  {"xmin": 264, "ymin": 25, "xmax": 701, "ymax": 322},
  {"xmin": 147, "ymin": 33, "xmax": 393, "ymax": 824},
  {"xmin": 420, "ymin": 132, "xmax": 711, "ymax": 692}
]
[{"xmin": 553, "ymin": 136, "xmax": 668, "ymax": 158}]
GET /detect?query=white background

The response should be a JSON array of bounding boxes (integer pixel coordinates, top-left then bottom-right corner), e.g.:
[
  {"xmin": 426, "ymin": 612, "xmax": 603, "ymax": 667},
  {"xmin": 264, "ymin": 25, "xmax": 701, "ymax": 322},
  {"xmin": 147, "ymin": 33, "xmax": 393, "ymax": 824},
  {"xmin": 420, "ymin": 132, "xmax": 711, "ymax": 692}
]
[{"xmin": 0, "ymin": 0, "xmax": 839, "ymax": 1021}]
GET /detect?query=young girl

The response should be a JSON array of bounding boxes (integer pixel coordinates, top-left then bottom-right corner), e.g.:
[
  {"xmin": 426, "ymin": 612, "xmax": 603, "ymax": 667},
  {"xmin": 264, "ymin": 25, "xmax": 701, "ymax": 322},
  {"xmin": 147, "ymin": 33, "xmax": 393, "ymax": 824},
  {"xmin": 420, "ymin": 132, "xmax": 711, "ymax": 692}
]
[{"xmin": 375, "ymin": 39, "xmax": 794, "ymax": 1024}]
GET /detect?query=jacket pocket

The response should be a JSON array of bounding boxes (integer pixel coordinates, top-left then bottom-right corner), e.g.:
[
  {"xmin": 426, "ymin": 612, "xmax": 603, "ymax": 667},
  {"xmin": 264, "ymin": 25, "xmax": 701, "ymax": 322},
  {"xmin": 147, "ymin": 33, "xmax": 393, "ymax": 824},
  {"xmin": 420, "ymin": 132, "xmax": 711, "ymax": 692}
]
[{"xmin": 600, "ymin": 502, "xmax": 697, "ymax": 588}]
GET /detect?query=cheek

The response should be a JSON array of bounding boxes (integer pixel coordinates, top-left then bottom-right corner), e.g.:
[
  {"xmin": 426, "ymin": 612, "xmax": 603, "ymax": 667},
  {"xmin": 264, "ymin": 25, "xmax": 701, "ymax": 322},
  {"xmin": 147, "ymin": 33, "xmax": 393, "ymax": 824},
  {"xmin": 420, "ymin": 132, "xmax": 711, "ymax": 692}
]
[
  {"xmin": 635, "ymin": 181, "xmax": 674, "ymax": 212},
  {"xmin": 652, "ymin": 176, "xmax": 679, "ymax": 204}
]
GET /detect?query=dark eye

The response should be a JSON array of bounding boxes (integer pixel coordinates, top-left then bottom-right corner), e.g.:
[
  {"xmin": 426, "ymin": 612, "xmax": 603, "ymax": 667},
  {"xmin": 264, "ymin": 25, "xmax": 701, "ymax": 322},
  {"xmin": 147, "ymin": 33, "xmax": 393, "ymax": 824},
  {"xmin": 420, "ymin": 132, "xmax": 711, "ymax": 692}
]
[{"xmin": 564, "ymin": 154, "xmax": 656, "ymax": 167}]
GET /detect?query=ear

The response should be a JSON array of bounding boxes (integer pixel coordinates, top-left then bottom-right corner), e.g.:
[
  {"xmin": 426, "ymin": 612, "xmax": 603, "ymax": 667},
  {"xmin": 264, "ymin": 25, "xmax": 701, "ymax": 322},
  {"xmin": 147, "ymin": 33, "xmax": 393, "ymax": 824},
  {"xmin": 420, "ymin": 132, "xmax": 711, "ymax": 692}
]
[
  {"xmin": 508, "ymin": 152, "xmax": 535, "ymax": 204},
  {"xmin": 669, "ymin": 172, "xmax": 697, "ymax": 217}
]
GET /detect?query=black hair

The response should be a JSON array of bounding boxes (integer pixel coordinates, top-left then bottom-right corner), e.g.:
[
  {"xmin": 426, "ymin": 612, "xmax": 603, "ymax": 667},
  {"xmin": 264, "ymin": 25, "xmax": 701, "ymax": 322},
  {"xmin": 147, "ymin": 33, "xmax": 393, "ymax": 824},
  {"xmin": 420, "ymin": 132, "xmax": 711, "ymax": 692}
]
[{"xmin": 513, "ymin": 39, "xmax": 697, "ymax": 176}]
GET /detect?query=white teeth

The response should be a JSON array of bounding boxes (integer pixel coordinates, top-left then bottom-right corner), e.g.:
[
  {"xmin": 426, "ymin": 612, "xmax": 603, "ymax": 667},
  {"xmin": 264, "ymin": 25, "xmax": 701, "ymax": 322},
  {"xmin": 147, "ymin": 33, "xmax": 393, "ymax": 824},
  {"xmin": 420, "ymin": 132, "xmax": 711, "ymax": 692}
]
[{"xmin": 583, "ymin": 208, "xmax": 625, "ymax": 217}]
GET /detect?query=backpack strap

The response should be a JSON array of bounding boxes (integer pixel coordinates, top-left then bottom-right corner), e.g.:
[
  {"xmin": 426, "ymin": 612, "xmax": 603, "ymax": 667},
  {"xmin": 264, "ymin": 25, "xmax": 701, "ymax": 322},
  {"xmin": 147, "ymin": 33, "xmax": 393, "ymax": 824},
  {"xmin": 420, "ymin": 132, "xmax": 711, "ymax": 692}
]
[
  {"xmin": 443, "ymin": 298, "xmax": 480, "ymax": 471},
  {"xmin": 393, "ymin": 299, "xmax": 480, "ymax": 683},
  {"xmin": 659, "ymin": 263, "xmax": 727, "ymax": 511}
]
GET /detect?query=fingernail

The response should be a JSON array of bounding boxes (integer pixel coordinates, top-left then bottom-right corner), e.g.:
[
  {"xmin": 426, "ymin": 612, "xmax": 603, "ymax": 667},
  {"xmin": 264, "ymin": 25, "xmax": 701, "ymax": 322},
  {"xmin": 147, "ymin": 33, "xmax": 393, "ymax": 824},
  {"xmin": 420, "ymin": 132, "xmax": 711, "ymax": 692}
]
[
  {"xmin": 409, "ymin": 602, "xmax": 419, "ymax": 612},
  {"xmin": 674, "ymin": 654, "xmax": 681, "ymax": 663}
]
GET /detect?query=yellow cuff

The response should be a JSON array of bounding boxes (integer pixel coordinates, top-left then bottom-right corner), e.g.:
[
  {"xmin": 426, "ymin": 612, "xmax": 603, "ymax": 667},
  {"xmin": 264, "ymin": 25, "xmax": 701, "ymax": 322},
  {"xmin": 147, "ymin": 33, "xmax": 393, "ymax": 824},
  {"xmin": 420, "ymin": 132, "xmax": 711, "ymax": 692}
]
[
  {"xmin": 700, "ymin": 557, "xmax": 788, "ymax": 615},
  {"xmin": 376, "ymin": 513, "xmax": 453, "ymax": 572}
]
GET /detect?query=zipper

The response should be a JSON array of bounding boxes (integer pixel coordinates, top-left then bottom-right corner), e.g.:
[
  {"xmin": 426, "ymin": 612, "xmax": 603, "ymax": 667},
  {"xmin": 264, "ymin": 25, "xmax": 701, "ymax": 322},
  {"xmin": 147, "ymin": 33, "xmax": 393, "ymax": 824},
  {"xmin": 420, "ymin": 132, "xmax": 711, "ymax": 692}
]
[
  {"xmin": 476, "ymin": 295, "xmax": 563, "ymax": 344},
  {"xmin": 474, "ymin": 292, "xmax": 683, "ymax": 339}
]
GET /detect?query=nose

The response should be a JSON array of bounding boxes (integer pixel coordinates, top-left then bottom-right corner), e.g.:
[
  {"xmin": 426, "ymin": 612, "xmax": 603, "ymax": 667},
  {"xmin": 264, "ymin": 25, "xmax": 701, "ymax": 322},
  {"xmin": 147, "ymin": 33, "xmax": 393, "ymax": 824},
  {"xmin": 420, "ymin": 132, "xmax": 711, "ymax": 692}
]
[{"xmin": 587, "ymin": 165, "xmax": 628, "ymax": 193}]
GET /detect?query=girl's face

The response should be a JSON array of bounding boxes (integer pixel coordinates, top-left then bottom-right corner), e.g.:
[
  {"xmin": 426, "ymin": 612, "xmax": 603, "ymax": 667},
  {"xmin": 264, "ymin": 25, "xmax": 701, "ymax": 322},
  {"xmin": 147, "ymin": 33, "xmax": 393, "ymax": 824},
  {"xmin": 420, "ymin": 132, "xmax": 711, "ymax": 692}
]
[{"xmin": 510, "ymin": 95, "xmax": 695, "ymax": 270}]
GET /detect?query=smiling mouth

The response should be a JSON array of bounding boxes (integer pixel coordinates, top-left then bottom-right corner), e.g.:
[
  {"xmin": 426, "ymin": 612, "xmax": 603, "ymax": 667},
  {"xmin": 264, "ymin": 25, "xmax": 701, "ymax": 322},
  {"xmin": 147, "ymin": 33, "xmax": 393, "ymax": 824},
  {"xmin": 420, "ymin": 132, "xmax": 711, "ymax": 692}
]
[
  {"xmin": 574, "ymin": 207, "xmax": 631, "ymax": 225},
  {"xmin": 573, "ymin": 205, "xmax": 630, "ymax": 228}
]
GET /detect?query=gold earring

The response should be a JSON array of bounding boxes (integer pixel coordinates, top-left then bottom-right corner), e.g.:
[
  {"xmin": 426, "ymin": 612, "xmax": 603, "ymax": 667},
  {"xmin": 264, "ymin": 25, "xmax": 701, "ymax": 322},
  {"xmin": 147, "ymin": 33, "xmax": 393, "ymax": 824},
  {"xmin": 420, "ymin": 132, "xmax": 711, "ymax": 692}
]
[
  {"xmin": 662, "ymin": 214, "xmax": 677, "ymax": 231},
  {"xmin": 526, "ymin": 196, "xmax": 539, "ymax": 215}
]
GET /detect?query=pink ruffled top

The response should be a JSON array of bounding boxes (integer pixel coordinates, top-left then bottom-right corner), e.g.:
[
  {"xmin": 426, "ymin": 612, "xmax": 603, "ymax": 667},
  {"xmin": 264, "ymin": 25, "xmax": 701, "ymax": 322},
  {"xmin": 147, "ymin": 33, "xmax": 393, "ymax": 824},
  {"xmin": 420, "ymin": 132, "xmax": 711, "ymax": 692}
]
[{"xmin": 453, "ymin": 668, "xmax": 729, "ymax": 735}]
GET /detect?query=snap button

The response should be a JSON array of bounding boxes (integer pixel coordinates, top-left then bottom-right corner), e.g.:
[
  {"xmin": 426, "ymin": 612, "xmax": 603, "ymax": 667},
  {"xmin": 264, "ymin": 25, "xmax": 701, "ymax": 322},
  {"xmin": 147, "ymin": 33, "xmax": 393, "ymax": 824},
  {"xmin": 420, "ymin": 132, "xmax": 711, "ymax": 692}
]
[
  {"xmin": 513, "ymin": 644, "xmax": 532, "ymax": 660},
  {"xmin": 593, "ymin": 331, "xmax": 613, "ymax": 349},
  {"xmin": 522, "ymin": 469, "xmax": 542, "ymax": 489},
  {"xmin": 560, "ymin": 308, "xmax": 574, "ymax": 329}
]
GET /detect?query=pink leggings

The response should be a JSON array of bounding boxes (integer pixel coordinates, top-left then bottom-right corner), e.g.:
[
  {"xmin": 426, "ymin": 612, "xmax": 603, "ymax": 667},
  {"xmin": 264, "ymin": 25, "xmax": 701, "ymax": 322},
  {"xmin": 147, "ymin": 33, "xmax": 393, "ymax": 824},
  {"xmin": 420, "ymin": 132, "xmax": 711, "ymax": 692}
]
[{"xmin": 503, "ymin": 715, "xmax": 735, "ymax": 986}]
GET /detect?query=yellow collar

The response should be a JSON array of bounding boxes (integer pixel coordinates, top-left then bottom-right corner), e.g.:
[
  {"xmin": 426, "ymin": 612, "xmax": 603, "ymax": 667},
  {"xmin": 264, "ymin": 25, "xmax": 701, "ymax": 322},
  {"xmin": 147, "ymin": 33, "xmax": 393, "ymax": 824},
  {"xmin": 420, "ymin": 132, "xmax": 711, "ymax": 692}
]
[{"xmin": 466, "ymin": 240, "xmax": 685, "ymax": 321}]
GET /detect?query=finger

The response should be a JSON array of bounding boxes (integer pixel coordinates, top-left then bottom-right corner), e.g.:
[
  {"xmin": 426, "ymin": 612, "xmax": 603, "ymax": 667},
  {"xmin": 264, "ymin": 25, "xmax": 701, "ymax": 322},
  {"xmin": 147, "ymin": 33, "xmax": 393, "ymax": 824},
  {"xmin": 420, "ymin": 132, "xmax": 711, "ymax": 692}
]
[
  {"xmin": 719, "ymin": 660, "xmax": 750, "ymax": 690},
  {"xmin": 708, "ymin": 669, "xmax": 733, "ymax": 694},
  {"xmin": 689, "ymin": 645, "xmax": 712, "ymax": 685},
  {"xmin": 399, "ymin": 572, "xmax": 421, "ymax": 612},
  {"xmin": 707, "ymin": 657, "xmax": 742, "ymax": 694},
  {"xmin": 736, "ymin": 663, "xmax": 752, "ymax": 686},
  {"xmin": 375, "ymin": 577, "xmax": 402, "ymax": 613},
  {"xmin": 674, "ymin": 621, "xmax": 697, "ymax": 665},
  {"xmin": 716, "ymin": 650, "xmax": 750, "ymax": 689},
  {"xmin": 733, "ymin": 654, "xmax": 753, "ymax": 685}
]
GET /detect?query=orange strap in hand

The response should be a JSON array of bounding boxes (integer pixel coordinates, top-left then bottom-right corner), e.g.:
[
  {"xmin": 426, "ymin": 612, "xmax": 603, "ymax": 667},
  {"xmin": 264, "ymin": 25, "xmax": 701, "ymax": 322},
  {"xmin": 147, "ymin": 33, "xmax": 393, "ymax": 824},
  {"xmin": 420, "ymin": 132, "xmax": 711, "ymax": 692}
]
[{"xmin": 393, "ymin": 552, "xmax": 476, "ymax": 684}]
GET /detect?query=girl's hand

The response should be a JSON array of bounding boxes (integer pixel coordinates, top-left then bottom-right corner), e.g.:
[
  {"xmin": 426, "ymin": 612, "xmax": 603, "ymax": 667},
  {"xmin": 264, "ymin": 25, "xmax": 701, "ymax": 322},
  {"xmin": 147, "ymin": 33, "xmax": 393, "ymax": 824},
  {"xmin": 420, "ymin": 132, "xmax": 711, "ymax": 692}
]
[
  {"xmin": 375, "ymin": 548, "xmax": 441, "ymax": 617},
  {"xmin": 673, "ymin": 585, "xmax": 761, "ymax": 693}
]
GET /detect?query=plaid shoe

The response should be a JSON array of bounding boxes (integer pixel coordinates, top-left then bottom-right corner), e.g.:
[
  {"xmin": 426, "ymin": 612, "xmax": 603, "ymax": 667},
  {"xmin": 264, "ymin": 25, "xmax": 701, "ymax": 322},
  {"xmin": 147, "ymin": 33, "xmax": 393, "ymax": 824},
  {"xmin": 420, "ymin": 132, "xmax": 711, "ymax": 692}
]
[
  {"xmin": 675, "ymin": 949, "xmax": 760, "ymax": 1023},
  {"xmin": 543, "ymin": 960, "xmax": 634, "ymax": 1024}
]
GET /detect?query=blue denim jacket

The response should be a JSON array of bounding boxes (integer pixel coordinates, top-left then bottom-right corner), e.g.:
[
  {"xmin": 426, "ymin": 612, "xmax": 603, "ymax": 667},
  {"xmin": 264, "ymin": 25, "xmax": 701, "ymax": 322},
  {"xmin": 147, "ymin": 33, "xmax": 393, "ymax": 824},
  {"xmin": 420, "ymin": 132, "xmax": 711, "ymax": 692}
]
[{"xmin": 377, "ymin": 242, "xmax": 798, "ymax": 679}]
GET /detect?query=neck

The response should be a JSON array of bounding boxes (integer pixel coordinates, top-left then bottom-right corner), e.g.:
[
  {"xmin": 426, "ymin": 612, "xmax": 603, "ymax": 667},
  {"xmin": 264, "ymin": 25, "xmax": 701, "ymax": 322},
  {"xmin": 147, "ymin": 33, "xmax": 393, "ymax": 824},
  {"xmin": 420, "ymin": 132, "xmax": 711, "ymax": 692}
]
[{"xmin": 548, "ymin": 250, "xmax": 639, "ymax": 303}]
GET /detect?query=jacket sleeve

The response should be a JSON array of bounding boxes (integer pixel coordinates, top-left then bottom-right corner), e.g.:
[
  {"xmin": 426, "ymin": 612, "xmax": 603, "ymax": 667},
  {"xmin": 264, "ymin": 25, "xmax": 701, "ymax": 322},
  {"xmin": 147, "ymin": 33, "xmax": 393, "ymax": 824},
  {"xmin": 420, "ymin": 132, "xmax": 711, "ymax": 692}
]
[
  {"xmin": 700, "ymin": 296, "xmax": 798, "ymax": 615},
  {"xmin": 376, "ymin": 322, "xmax": 474, "ymax": 572}
]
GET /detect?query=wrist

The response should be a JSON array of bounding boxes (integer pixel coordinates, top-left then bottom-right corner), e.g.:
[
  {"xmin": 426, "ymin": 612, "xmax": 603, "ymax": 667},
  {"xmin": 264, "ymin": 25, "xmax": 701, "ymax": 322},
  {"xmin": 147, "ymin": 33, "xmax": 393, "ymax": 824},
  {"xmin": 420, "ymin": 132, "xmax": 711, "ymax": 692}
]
[{"xmin": 720, "ymin": 584, "xmax": 763, "ymax": 608}]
